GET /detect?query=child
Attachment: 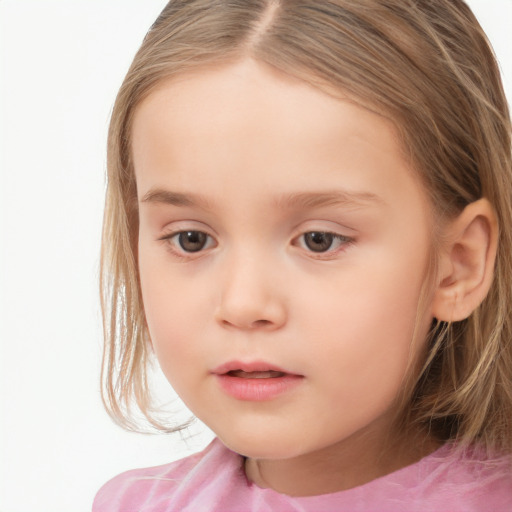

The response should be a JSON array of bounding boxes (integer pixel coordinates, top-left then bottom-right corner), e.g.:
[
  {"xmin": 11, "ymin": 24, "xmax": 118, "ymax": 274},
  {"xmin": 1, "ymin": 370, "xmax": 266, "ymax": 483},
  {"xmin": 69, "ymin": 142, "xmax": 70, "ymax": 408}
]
[{"xmin": 93, "ymin": 0, "xmax": 512, "ymax": 510}]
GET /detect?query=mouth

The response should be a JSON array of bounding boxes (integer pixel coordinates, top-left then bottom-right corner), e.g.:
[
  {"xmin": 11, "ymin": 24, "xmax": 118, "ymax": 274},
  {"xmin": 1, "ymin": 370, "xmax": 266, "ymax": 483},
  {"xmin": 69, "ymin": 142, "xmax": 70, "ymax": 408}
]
[
  {"xmin": 225, "ymin": 370, "xmax": 287, "ymax": 379},
  {"xmin": 213, "ymin": 361, "xmax": 303, "ymax": 401},
  {"xmin": 212, "ymin": 360, "xmax": 298, "ymax": 376}
]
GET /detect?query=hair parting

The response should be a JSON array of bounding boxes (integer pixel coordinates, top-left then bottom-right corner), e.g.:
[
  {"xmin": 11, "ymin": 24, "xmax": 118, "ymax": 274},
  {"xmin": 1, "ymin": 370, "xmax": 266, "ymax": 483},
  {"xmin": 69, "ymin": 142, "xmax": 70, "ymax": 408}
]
[{"xmin": 100, "ymin": 0, "xmax": 512, "ymax": 455}]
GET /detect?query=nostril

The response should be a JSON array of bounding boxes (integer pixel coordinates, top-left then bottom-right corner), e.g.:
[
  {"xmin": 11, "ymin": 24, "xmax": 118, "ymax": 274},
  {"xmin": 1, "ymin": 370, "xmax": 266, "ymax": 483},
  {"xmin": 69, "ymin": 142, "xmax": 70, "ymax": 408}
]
[
  {"xmin": 252, "ymin": 319, "xmax": 272, "ymax": 328},
  {"xmin": 222, "ymin": 318, "xmax": 273, "ymax": 329}
]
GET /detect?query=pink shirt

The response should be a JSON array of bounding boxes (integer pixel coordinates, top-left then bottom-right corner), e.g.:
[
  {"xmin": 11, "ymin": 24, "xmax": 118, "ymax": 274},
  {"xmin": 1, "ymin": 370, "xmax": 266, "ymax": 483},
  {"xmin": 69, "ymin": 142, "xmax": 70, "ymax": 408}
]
[{"xmin": 93, "ymin": 438, "xmax": 512, "ymax": 511}]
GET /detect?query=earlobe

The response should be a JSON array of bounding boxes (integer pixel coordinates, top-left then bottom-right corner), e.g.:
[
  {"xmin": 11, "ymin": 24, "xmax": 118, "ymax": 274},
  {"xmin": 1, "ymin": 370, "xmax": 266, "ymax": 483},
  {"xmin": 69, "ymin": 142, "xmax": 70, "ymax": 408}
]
[{"xmin": 431, "ymin": 198, "xmax": 498, "ymax": 322}]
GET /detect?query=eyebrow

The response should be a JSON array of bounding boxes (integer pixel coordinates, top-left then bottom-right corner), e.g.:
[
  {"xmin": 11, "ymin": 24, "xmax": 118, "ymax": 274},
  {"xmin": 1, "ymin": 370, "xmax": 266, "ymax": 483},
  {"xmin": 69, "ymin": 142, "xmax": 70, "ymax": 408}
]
[
  {"xmin": 140, "ymin": 188, "xmax": 383, "ymax": 210},
  {"xmin": 275, "ymin": 190, "xmax": 384, "ymax": 210},
  {"xmin": 141, "ymin": 189, "xmax": 213, "ymax": 209}
]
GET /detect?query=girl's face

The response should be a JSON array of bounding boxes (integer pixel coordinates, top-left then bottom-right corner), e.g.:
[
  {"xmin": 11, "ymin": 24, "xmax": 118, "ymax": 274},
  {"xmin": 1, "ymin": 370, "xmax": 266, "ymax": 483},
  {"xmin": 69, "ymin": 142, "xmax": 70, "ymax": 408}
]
[{"xmin": 134, "ymin": 59, "xmax": 434, "ymax": 467}]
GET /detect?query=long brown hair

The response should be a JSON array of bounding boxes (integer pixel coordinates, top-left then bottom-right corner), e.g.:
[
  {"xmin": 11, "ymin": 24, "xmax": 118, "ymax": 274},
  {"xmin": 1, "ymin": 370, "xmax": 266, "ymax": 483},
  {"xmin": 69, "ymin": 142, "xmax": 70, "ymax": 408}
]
[{"xmin": 100, "ymin": 0, "xmax": 512, "ymax": 452}]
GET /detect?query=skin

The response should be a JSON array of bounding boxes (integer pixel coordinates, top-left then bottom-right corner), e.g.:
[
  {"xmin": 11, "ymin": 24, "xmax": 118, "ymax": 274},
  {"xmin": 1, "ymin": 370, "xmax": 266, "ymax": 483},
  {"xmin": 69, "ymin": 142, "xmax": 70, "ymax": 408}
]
[{"xmin": 133, "ymin": 58, "xmax": 440, "ymax": 497}]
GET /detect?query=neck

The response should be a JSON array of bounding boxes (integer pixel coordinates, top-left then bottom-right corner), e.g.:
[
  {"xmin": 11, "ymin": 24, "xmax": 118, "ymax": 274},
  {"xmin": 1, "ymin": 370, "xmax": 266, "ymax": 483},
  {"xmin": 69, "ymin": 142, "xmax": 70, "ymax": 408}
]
[{"xmin": 245, "ymin": 427, "xmax": 440, "ymax": 497}]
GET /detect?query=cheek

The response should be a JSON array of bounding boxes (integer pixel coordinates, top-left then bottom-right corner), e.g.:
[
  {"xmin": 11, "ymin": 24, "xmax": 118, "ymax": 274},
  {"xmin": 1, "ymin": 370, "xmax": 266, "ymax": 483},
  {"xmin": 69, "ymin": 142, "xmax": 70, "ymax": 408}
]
[
  {"xmin": 143, "ymin": 291, "xmax": 205, "ymax": 400},
  {"xmin": 298, "ymin": 250, "xmax": 430, "ymax": 395},
  {"xmin": 138, "ymin": 251, "xmax": 205, "ymax": 380}
]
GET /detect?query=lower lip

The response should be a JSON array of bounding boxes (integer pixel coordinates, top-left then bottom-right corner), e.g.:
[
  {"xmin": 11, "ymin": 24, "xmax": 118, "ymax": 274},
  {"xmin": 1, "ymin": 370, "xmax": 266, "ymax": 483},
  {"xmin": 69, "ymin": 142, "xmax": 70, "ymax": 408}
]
[{"xmin": 215, "ymin": 374, "xmax": 303, "ymax": 401}]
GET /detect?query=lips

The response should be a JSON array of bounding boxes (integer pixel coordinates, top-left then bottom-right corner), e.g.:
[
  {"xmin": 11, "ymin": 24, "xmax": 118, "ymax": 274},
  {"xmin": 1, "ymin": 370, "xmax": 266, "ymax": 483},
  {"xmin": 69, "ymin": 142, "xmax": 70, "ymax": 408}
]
[
  {"xmin": 212, "ymin": 360, "xmax": 295, "ymax": 376},
  {"xmin": 226, "ymin": 370, "xmax": 286, "ymax": 379},
  {"xmin": 213, "ymin": 361, "xmax": 303, "ymax": 401}
]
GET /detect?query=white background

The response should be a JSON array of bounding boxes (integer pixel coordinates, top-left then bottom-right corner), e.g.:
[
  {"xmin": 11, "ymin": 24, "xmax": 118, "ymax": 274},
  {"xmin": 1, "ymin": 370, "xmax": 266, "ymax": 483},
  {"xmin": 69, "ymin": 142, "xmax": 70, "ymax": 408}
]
[{"xmin": 0, "ymin": 1, "xmax": 510, "ymax": 511}]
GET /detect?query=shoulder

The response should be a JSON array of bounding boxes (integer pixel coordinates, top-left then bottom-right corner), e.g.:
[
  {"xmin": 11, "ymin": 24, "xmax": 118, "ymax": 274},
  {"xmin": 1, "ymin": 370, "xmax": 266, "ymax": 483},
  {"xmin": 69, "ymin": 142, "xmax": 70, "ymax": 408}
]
[
  {"xmin": 92, "ymin": 438, "xmax": 244, "ymax": 512},
  {"xmin": 302, "ymin": 444, "xmax": 512, "ymax": 512},
  {"xmin": 398, "ymin": 444, "xmax": 512, "ymax": 511}
]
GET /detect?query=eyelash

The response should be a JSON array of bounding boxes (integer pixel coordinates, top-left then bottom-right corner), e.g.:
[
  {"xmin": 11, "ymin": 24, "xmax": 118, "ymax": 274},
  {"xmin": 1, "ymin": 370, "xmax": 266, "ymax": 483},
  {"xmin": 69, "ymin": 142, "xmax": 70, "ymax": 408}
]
[
  {"xmin": 158, "ymin": 230, "xmax": 354, "ymax": 259},
  {"xmin": 293, "ymin": 232, "xmax": 353, "ymax": 258},
  {"xmin": 158, "ymin": 230, "xmax": 216, "ymax": 259}
]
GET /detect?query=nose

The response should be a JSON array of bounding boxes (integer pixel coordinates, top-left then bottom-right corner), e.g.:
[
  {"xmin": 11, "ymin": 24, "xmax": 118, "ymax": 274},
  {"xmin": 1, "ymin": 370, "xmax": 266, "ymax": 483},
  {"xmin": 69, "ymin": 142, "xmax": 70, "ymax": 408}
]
[{"xmin": 215, "ymin": 252, "xmax": 287, "ymax": 331}]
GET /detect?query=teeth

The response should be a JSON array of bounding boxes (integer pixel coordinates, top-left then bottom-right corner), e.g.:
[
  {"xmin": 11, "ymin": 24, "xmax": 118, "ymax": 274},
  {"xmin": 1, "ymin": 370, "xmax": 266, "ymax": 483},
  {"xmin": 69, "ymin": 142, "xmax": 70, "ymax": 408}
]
[{"xmin": 228, "ymin": 370, "xmax": 285, "ymax": 379}]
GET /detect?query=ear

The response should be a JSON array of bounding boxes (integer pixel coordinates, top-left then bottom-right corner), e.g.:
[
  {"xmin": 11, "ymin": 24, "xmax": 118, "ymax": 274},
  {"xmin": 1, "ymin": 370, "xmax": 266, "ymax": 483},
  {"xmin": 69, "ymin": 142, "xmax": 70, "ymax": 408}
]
[{"xmin": 431, "ymin": 198, "xmax": 498, "ymax": 322}]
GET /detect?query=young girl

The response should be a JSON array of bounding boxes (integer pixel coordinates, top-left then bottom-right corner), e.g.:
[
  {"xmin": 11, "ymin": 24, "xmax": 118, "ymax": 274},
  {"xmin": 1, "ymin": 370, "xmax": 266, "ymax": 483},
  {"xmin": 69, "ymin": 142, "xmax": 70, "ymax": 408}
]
[{"xmin": 93, "ymin": 0, "xmax": 512, "ymax": 510}]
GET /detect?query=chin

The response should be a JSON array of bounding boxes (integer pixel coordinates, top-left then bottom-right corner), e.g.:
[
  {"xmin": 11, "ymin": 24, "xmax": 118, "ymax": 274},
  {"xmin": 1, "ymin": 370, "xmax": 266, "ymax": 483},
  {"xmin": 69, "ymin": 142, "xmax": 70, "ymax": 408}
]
[{"xmin": 216, "ymin": 429, "xmax": 312, "ymax": 460}]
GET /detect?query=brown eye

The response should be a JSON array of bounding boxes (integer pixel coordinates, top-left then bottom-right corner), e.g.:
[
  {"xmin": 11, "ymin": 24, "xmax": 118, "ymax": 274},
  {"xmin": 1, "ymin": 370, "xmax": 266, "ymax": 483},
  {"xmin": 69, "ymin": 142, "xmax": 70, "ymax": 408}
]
[
  {"xmin": 303, "ymin": 232, "xmax": 335, "ymax": 252},
  {"xmin": 178, "ymin": 231, "xmax": 209, "ymax": 252}
]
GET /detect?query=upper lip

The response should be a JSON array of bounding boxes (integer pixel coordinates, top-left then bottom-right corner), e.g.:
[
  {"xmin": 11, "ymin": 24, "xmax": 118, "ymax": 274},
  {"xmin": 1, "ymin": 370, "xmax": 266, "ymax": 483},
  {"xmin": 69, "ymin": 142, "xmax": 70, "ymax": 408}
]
[{"xmin": 212, "ymin": 360, "xmax": 299, "ymax": 376}]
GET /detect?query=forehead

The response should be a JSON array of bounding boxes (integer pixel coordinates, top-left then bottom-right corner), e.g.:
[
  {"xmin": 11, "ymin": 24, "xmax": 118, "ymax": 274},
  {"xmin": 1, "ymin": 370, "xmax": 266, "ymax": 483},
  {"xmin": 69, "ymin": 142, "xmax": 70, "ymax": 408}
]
[
  {"xmin": 131, "ymin": 58, "xmax": 428, "ymax": 220},
  {"xmin": 132, "ymin": 59, "xmax": 399, "ymax": 159}
]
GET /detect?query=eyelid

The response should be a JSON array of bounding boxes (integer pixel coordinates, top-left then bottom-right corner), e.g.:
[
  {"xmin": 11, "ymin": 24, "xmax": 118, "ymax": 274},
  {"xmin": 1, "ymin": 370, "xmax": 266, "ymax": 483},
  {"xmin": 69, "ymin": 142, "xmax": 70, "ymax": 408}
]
[
  {"xmin": 295, "ymin": 232, "xmax": 352, "ymax": 248},
  {"xmin": 158, "ymin": 227, "xmax": 218, "ymax": 258},
  {"xmin": 156, "ymin": 219, "xmax": 217, "ymax": 242},
  {"xmin": 291, "ymin": 228, "xmax": 355, "ymax": 258}
]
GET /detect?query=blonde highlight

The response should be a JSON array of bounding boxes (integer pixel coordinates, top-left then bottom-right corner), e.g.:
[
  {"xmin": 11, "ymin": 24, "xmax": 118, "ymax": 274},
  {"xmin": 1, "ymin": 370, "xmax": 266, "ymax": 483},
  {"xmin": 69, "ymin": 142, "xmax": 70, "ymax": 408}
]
[{"xmin": 100, "ymin": 0, "xmax": 512, "ymax": 452}]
